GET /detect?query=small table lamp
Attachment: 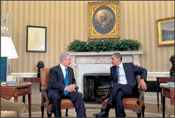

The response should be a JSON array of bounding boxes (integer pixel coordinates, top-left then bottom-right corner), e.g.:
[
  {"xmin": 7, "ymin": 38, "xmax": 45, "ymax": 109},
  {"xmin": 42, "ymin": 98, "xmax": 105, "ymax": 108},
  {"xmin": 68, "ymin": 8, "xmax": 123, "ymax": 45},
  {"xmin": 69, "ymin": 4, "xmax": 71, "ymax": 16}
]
[{"xmin": 1, "ymin": 36, "xmax": 18, "ymax": 83}]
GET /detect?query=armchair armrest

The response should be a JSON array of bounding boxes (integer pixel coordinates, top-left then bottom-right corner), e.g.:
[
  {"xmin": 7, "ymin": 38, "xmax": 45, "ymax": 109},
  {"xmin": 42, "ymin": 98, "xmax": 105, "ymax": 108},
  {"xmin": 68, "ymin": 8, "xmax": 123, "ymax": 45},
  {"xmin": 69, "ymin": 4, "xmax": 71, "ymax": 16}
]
[
  {"xmin": 137, "ymin": 88, "xmax": 144, "ymax": 105},
  {"xmin": 136, "ymin": 75, "xmax": 145, "ymax": 105},
  {"xmin": 41, "ymin": 89, "xmax": 50, "ymax": 104}
]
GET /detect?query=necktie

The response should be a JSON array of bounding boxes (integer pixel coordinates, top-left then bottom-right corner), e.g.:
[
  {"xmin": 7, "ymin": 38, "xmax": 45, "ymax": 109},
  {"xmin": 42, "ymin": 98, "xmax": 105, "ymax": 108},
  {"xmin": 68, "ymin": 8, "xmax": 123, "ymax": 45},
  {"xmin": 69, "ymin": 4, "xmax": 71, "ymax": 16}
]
[
  {"xmin": 64, "ymin": 68, "xmax": 68, "ymax": 95},
  {"xmin": 116, "ymin": 66, "xmax": 120, "ymax": 83}
]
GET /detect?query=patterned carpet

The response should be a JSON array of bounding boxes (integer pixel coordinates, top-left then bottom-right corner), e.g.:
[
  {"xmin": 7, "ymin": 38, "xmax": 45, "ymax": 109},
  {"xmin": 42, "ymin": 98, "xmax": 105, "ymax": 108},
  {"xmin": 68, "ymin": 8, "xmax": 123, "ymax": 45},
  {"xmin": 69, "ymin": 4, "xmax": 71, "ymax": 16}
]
[{"xmin": 22, "ymin": 103, "xmax": 167, "ymax": 117}]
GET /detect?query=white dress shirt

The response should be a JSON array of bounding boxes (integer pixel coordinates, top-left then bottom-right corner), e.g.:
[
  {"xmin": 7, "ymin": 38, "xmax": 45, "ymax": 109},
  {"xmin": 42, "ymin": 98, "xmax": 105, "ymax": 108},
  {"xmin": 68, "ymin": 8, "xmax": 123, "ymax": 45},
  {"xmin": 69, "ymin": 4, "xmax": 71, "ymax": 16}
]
[
  {"xmin": 60, "ymin": 64, "xmax": 68, "ymax": 90},
  {"xmin": 117, "ymin": 63, "xmax": 127, "ymax": 85},
  {"xmin": 60, "ymin": 64, "xmax": 66, "ymax": 78}
]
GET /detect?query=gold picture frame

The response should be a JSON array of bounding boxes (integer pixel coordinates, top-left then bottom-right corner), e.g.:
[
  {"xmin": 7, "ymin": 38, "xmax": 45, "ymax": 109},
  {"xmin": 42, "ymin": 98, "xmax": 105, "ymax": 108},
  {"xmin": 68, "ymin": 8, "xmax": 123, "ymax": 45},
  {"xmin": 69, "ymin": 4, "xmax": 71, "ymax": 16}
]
[
  {"xmin": 157, "ymin": 17, "xmax": 175, "ymax": 46},
  {"xmin": 26, "ymin": 25, "xmax": 47, "ymax": 52},
  {"xmin": 88, "ymin": 1, "xmax": 120, "ymax": 39}
]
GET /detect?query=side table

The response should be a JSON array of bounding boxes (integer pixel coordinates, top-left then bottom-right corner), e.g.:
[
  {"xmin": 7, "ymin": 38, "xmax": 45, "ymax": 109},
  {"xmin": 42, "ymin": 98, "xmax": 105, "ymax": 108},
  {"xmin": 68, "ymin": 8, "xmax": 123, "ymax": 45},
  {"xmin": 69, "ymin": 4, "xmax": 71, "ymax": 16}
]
[
  {"xmin": 1, "ymin": 82, "xmax": 32, "ymax": 118},
  {"xmin": 156, "ymin": 77, "xmax": 175, "ymax": 107},
  {"xmin": 160, "ymin": 85, "xmax": 174, "ymax": 117}
]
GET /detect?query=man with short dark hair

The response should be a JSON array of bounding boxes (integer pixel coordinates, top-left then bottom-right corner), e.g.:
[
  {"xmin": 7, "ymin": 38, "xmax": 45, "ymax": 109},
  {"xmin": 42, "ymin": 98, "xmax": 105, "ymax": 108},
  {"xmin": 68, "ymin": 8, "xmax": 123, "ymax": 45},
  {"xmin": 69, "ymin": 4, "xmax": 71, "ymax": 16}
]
[
  {"xmin": 47, "ymin": 53, "xmax": 86, "ymax": 118},
  {"xmin": 94, "ymin": 53, "xmax": 147, "ymax": 117}
]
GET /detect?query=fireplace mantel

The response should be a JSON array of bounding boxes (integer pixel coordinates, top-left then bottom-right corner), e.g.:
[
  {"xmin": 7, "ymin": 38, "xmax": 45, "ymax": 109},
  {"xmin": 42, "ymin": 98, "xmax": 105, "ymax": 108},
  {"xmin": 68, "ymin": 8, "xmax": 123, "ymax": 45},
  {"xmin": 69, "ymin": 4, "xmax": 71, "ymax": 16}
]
[
  {"xmin": 69, "ymin": 51, "xmax": 143, "ymax": 94},
  {"xmin": 69, "ymin": 51, "xmax": 143, "ymax": 66}
]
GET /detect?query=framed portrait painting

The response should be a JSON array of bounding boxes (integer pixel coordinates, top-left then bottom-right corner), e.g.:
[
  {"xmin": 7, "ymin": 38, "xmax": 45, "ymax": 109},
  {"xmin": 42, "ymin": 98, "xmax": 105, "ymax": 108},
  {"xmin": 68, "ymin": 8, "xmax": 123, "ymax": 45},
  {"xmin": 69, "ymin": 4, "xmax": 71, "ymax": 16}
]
[
  {"xmin": 26, "ymin": 25, "xmax": 47, "ymax": 52},
  {"xmin": 88, "ymin": 2, "xmax": 120, "ymax": 39},
  {"xmin": 157, "ymin": 17, "xmax": 175, "ymax": 46}
]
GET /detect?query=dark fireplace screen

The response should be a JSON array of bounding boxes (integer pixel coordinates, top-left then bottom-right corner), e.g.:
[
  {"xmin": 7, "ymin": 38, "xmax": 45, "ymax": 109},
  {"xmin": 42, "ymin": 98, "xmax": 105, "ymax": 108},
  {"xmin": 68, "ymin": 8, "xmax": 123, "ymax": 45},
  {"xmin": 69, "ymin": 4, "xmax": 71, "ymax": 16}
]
[{"xmin": 83, "ymin": 73, "xmax": 111, "ymax": 103}]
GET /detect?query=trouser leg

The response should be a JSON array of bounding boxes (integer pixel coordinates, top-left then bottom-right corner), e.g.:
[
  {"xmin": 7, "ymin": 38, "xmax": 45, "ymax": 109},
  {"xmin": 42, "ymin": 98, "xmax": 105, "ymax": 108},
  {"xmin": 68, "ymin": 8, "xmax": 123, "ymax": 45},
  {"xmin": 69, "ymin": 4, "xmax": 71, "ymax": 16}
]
[
  {"xmin": 107, "ymin": 83, "xmax": 121, "ymax": 106},
  {"xmin": 68, "ymin": 91, "xmax": 86, "ymax": 118},
  {"xmin": 51, "ymin": 94, "xmax": 61, "ymax": 118},
  {"xmin": 115, "ymin": 90, "xmax": 126, "ymax": 117},
  {"xmin": 107, "ymin": 83, "xmax": 133, "ymax": 117}
]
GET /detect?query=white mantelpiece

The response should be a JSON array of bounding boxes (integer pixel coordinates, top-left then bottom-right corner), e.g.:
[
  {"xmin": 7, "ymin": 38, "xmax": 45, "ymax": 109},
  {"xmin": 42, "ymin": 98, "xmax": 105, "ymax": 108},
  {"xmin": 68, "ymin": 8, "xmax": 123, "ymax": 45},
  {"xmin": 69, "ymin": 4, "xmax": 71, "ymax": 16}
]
[{"xmin": 69, "ymin": 51, "xmax": 143, "ymax": 94}]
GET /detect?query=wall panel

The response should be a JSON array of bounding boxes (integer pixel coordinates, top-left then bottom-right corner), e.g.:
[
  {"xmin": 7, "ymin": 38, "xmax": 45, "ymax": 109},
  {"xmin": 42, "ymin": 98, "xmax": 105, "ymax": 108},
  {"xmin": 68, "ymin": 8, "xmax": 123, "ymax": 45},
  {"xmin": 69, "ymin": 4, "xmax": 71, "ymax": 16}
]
[{"xmin": 1, "ymin": 1, "xmax": 174, "ymax": 73}]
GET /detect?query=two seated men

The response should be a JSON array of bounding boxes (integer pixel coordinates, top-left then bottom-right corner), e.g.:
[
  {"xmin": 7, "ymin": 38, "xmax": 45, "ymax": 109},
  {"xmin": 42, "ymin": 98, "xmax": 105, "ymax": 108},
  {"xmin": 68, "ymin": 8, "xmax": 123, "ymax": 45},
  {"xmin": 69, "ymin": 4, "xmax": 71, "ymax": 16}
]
[{"xmin": 48, "ymin": 52, "xmax": 147, "ymax": 118}]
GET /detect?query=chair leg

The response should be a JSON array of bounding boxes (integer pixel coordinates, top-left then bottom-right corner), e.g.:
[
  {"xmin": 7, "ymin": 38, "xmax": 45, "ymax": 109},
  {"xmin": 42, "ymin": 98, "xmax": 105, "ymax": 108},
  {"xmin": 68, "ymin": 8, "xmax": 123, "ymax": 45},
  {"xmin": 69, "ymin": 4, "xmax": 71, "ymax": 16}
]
[
  {"xmin": 142, "ymin": 105, "xmax": 145, "ymax": 117},
  {"xmin": 47, "ymin": 110, "xmax": 52, "ymax": 117},
  {"xmin": 41, "ymin": 105, "xmax": 44, "ymax": 118},
  {"xmin": 65, "ymin": 108, "xmax": 68, "ymax": 116}
]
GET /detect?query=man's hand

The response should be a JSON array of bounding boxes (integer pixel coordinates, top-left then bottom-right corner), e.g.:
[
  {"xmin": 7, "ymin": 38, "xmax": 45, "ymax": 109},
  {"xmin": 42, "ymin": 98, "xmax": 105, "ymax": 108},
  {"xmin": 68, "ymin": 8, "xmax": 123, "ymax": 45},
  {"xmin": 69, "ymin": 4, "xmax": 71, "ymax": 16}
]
[
  {"xmin": 138, "ymin": 79, "xmax": 147, "ymax": 90},
  {"xmin": 66, "ymin": 84, "xmax": 76, "ymax": 92}
]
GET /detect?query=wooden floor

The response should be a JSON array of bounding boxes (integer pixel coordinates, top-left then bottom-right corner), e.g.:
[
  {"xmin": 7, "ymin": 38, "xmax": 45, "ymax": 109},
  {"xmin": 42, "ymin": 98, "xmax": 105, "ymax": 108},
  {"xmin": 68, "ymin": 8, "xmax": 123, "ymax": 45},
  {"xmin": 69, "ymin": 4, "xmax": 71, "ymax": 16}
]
[{"xmin": 22, "ymin": 103, "xmax": 173, "ymax": 117}]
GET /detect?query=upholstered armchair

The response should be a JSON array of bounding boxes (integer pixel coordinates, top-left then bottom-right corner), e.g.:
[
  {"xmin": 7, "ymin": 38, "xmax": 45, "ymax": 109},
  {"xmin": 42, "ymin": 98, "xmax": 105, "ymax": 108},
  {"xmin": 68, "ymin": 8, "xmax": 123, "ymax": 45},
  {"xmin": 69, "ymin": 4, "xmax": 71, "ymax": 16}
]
[
  {"xmin": 101, "ymin": 75, "xmax": 145, "ymax": 117},
  {"xmin": 40, "ymin": 68, "xmax": 76, "ymax": 118},
  {"xmin": 1, "ymin": 98, "xmax": 25, "ymax": 118}
]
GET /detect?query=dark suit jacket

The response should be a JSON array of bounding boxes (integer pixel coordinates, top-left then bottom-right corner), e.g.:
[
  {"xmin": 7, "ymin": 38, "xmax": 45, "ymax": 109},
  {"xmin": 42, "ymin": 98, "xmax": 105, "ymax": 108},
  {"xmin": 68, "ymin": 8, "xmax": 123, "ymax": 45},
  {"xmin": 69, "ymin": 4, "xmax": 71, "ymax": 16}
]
[
  {"xmin": 48, "ymin": 65, "xmax": 76, "ymax": 96},
  {"xmin": 110, "ymin": 63, "xmax": 147, "ymax": 88}
]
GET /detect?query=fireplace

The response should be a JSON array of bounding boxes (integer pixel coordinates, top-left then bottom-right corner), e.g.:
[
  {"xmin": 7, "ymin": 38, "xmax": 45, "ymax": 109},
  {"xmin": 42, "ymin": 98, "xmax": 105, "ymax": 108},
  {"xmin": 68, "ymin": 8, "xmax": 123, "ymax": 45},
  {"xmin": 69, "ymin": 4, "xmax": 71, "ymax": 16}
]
[
  {"xmin": 83, "ymin": 73, "xmax": 111, "ymax": 103},
  {"xmin": 69, "ymin": 51, "xmax": 143, "ymax": 95}
]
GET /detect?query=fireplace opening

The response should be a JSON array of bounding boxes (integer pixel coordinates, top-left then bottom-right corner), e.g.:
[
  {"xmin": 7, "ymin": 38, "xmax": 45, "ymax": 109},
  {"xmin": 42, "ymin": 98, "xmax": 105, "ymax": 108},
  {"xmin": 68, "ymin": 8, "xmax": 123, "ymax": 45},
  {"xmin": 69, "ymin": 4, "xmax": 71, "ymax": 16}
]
[{"xmin": 83, "ymin": 73, "xmax": 111, "ymax": 103}]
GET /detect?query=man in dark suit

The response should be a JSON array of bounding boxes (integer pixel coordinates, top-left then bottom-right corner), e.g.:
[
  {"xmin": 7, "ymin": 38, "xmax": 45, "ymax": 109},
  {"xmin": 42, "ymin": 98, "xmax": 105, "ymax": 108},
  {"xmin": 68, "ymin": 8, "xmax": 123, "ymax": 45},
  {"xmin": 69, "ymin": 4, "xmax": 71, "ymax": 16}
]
[
  {"xmin": 47, "ymin": 53, "xmax": 86, "ymax": 118},
  {"xmin": 94, "ymin": 53, "xmax": 147, "ymax": 117}
]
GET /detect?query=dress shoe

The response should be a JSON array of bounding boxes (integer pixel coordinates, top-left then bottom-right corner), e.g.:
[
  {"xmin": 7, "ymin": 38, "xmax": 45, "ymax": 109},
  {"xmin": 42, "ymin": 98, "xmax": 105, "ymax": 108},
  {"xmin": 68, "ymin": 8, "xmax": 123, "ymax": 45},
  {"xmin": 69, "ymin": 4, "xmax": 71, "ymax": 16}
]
[{"xmin": 93, "ymin": 108, "xmax": 109, "ymax": 118}]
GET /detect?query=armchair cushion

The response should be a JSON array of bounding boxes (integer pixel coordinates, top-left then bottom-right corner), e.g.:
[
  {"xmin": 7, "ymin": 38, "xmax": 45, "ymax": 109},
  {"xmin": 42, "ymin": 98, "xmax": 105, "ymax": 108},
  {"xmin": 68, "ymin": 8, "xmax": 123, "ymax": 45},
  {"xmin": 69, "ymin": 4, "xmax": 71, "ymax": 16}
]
[
  {"xmin": 102, "ymin": 97, "xmax": 144, "ymax": 110},
  {"xmin": 61, "ymin": 99, "xmax": 74, "ymax": 108}
]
